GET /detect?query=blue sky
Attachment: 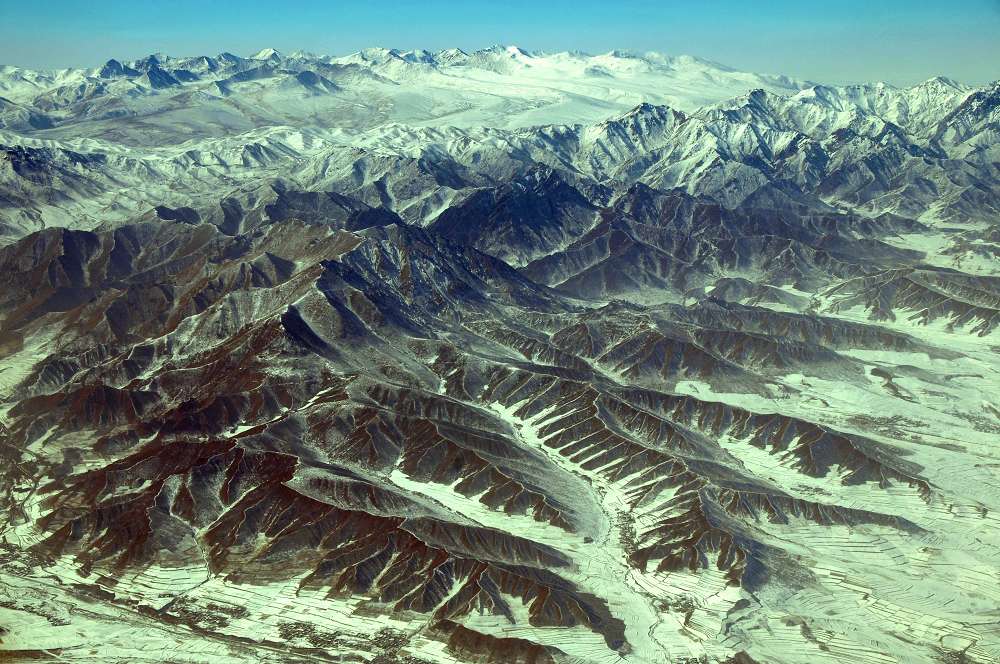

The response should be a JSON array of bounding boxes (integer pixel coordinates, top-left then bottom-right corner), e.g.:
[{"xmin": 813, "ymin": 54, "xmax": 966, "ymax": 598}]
[{"xmin": 2, "ymin": 0, "xmax": 998, "ymax": 84}]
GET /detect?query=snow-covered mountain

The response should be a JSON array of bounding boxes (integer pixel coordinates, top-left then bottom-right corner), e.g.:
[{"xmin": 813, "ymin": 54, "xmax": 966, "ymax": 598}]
[
  {"xmin": 1, "ymin": 47, "xmax": 1000, "ymax": 664},
  {"xmin": 0, "ymin": 46, "xmax": 808, "ymax": 136},
  {"xmin": 1, "ymin": 46, "xmax": 996, "ymax": 241}
]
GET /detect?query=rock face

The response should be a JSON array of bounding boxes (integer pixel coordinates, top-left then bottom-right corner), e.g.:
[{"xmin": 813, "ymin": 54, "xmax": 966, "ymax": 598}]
[{"xmin": 0, "ymin": 47, "xmax": 999, "ymax": 664}]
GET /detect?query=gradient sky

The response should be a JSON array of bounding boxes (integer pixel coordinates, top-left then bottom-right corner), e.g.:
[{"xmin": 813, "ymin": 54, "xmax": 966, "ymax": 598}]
[{"xmin": 2, "ymin": 0, "xmax": 998, "ymax": 85}]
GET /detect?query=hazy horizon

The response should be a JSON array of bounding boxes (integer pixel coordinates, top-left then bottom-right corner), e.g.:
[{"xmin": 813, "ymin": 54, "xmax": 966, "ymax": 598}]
[{"xmin": 2, "ymin": 0, "xmax": 999, "ymax": 86}]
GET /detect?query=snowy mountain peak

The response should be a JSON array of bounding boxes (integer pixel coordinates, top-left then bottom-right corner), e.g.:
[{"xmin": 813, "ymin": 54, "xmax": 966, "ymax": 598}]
[
  {"xmin": 917, "ymin": 75, "xmax": 966, "ymax": 91},
  {"xmin": 475, "ymin": 44, "xmax": 534, "ymax": 60},
  {"xmin": 504, "ymin": 45, "xmax": 532, "ymax": 58},
  {"xmin": 98, "ymin": 58, "xmax": 139, "ymax": 79},
  {"xmin": 399, "ymin": 49, "xmax": 436, "ymax": 64},
  {"xmin": 250, "ymin": 47, "xmax": 283, "ymax": 61}
]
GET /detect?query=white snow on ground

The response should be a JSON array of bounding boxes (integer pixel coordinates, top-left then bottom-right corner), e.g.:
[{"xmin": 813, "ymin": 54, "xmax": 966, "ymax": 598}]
[{"xmin": 484, "ymin": 401, "xmax": 744, "ymax": 663}]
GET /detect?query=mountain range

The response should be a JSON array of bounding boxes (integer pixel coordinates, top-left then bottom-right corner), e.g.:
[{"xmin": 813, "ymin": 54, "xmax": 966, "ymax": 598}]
[{"xmin": 1, "ymin": 46, "xmax": 999, "ymax": 664}]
